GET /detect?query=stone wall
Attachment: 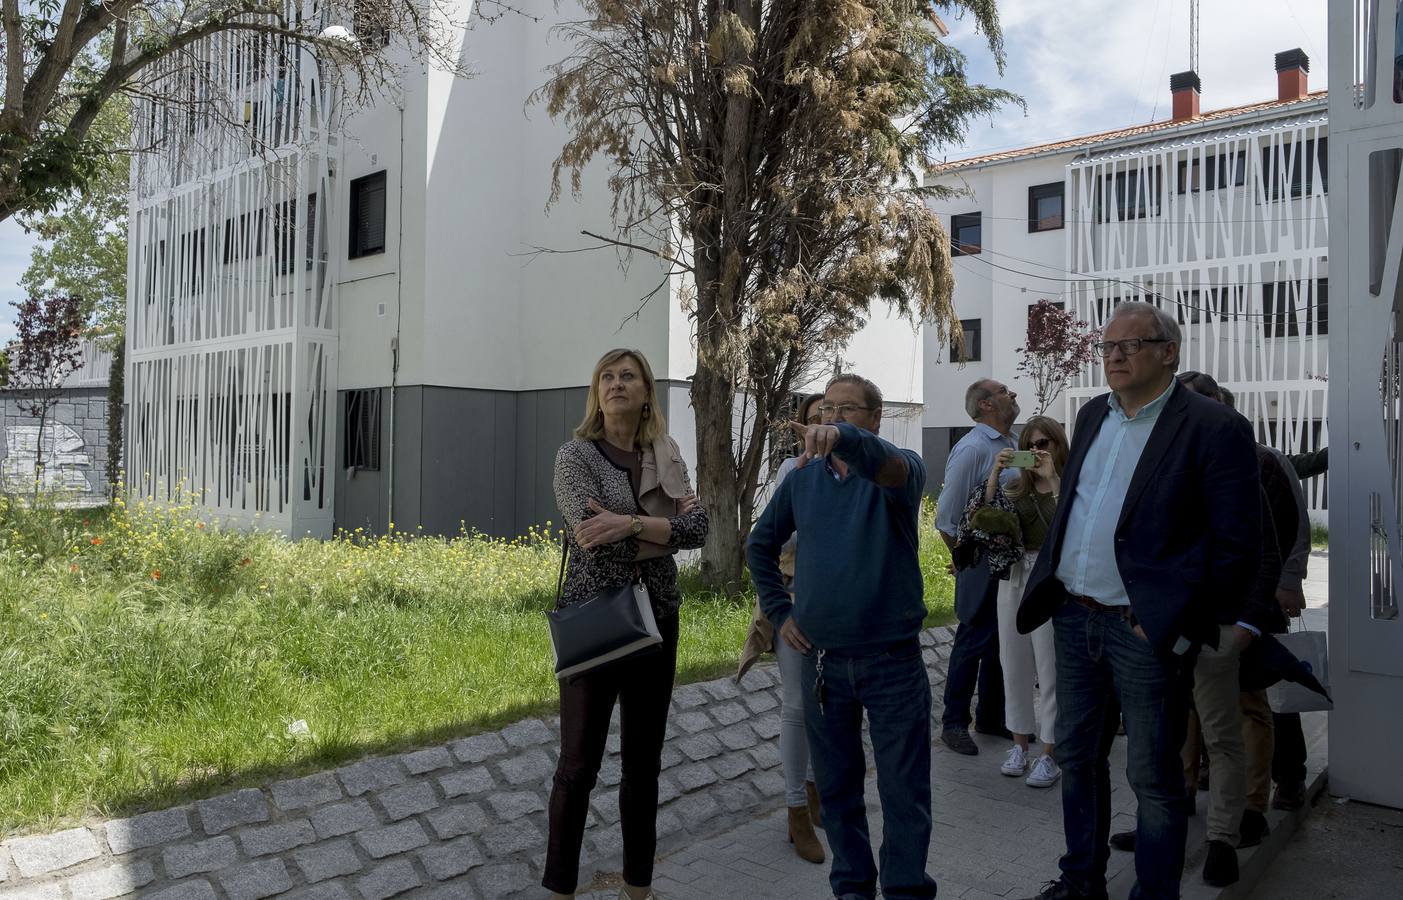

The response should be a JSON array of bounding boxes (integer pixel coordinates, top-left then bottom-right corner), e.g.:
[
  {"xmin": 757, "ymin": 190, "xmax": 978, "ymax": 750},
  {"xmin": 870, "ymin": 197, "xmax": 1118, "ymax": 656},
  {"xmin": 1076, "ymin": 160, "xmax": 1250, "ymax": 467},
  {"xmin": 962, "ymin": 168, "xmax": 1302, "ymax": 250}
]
[
  {"xmin": 0, "ymin": 388, "xmax": 111, "ymax": 505},
  {"xmin": 0, "ymin": 626, "xmax": 956, "ymax": 900}
]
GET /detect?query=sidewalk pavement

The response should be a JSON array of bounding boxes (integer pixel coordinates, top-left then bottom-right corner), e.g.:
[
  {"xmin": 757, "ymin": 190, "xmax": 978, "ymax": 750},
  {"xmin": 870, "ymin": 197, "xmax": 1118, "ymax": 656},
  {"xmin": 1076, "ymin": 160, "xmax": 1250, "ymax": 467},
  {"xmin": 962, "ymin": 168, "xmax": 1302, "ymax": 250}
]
[{"xmin": 571, "ymin": 549, "xmax": 1335, "ymax": 900}]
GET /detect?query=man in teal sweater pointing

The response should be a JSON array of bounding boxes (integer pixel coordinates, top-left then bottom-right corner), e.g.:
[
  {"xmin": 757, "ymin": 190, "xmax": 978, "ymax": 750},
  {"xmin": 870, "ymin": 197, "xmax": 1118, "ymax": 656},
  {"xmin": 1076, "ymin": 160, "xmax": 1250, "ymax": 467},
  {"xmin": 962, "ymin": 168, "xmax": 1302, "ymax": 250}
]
[{"xmin": 747, "ymin": 373, "xmax": 935, "ymax": 900}]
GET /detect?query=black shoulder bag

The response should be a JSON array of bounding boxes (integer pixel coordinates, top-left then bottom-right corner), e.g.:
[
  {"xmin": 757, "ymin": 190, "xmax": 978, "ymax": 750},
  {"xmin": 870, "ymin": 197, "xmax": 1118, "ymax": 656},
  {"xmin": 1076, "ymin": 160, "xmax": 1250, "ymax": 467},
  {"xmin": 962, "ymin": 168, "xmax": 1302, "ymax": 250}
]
[{"xmin": 546, "ymin": 538, "xmax": 663, "ymax": 680}]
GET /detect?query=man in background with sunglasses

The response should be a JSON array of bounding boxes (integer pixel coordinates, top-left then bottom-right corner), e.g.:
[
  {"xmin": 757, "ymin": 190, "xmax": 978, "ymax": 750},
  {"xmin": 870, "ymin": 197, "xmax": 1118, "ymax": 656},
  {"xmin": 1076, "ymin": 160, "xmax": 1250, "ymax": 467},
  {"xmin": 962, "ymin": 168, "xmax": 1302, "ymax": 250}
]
[{"xmin": 1014, "ymin": 301, "xmax": 1261, "ymax": 900}]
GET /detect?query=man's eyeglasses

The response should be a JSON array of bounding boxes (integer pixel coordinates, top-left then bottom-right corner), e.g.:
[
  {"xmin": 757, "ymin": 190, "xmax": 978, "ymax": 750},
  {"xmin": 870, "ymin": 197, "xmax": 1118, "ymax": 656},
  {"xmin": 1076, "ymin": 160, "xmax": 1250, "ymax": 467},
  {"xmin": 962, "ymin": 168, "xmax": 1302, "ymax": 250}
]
[
  {"xmin": 1093, "ymin": 338, "xmax": 1170, "ymax": 358},
  {"xmin": 817, "ymin": 403, "xmax": 871, "ymax": 416},
  {"xmin": 1030, "ymin": 438, "xmax": 1052, "ymax": 451}
]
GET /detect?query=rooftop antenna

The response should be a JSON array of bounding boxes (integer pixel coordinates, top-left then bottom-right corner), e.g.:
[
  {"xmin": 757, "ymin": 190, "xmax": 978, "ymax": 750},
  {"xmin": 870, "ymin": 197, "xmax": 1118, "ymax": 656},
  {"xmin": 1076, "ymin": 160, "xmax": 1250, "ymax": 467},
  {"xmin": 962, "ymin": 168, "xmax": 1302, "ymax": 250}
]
[{"xmin": 1189, "ymin": 0, "xmax": 1200, "ymax": 74}]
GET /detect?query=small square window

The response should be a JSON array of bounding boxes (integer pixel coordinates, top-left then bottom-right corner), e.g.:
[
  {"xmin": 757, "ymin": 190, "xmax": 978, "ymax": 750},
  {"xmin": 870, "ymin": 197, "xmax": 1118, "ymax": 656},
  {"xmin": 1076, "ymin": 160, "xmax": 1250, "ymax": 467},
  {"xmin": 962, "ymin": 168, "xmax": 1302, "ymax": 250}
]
[
  {"xmin": 951, "ymin": 212, "xmax": 981, "ymax": 256},
  {"xmin": 951, "ymin": 318, "xmax": 981, "ymax": 362},
  {"xmin": 1028, "ymin": 183, "xmax": 1064, "ymax": 232},
  {"xmin": 349, "ymin": 171, "xmax": 387, "ymax": 259}
]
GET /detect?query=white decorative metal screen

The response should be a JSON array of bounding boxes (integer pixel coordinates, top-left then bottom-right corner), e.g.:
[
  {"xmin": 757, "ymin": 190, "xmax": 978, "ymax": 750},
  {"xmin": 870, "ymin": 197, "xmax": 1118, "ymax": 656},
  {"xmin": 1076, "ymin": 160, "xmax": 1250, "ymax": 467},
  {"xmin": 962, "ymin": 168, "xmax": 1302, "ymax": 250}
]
[{"xmin": 126, "ymin": 16, "xmax": 338, "ymax": 536}]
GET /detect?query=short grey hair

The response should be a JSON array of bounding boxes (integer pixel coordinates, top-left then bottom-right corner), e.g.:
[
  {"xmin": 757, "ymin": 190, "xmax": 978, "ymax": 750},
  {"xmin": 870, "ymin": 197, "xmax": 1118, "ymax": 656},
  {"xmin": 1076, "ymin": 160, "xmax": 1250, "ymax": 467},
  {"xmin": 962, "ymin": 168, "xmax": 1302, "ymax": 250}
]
[
  {"xmin": 965, "ymin": 379, "xmax": 995, "ymax": 421},
  {"xmin": 827, "ymin": 373, "xmax": 882, "ymax": 411},
  {"xmin": 1108, "ymin": 300, "xmax": 1182, "ymax": 370}
]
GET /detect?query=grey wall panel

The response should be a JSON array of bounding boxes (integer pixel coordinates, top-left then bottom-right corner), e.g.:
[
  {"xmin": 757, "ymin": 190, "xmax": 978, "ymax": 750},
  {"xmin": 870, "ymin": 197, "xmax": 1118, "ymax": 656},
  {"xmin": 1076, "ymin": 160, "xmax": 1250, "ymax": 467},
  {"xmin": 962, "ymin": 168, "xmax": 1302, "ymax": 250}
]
[
  {"xmin": 923, "ymin": 426, "xmax": 952, "ymax": 498},
  {"xmin": 393, "ymin": 386, "xmax": 424, "ymax": 531},
  {"xmin": 514, "ymin": 391, "xmax": 539, "ymax": 531},
  {"xmin": 0, "ymin": 387, "xmax": 111, "ymax": 504},
  {"xmin": 419, "ymin": 387, "xmax": 498, "ymax": 536},
  {"xmin": 492, "ymin": 393, "xmax": 517, "ymax": 537},
  {"xmin": 531, "ymin": 388, "xmax": 568, "ymax": 532}
]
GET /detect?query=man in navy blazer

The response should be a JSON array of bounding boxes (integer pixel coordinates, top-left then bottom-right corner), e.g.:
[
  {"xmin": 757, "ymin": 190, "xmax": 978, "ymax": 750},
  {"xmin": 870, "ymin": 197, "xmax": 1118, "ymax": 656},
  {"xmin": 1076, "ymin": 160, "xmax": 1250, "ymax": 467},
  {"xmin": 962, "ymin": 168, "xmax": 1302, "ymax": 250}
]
[{"xmin": 1016, "ymin": 302, "xmax": 1260, "ymax": 900}]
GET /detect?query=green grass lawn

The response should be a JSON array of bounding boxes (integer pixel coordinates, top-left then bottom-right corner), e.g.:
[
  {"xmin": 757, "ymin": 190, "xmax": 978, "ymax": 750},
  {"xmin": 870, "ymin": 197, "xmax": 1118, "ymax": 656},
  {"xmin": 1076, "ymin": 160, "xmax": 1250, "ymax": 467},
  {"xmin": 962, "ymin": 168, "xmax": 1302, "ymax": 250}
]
[{"xmin": 0, "ymin": 496, "xmax": 953, "ymax": 836}]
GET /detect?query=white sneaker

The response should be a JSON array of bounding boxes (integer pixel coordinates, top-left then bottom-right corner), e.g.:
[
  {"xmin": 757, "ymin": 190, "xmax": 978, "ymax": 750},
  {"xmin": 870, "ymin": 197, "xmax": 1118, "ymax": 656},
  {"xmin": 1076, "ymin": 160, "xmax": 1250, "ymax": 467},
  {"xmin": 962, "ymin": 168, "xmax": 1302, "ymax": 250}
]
[
  {"xmin": 1000, "ymin": 745, "xmax": 1028, "ymax": 777},
  {"xmin": 1026, "ymin": 754, "xmax": 1062, "ymax": 788}
]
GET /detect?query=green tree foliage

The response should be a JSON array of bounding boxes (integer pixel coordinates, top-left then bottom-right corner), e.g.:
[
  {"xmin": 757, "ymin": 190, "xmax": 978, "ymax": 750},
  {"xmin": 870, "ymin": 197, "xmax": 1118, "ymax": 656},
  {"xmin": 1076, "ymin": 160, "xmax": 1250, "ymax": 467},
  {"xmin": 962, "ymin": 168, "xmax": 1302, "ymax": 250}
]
[
  {"xmin": 18, "ymin": 96, "xmax": 129, "ymax": 342},
  {"xmin": 536, "ymin": 0, "xmax": 1019, "ymax": 588}
]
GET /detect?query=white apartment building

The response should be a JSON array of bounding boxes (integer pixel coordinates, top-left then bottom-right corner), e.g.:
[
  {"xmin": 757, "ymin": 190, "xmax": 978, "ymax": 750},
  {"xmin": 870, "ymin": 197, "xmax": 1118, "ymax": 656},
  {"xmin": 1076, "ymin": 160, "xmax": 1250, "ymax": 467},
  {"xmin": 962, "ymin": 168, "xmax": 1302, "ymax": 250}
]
[
  {"xmin": 123, "ymin": 1, "xmax": 925, "ymax": 539},
  {"xmin": 923, "ymin": 50, "xmax": 1329, "ymax": 519},
  {"xmin": 1327, "ymin": 0, "xmax": 1403, "ymax": 809}
]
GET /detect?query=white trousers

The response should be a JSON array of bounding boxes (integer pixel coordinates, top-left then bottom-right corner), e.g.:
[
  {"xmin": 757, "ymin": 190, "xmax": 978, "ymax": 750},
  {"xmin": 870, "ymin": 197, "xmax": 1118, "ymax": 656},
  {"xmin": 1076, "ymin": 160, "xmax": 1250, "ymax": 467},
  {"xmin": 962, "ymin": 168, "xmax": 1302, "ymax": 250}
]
[{"xmin": 996, "ymin": 552, "xmax": 1059, "ymax": 741}]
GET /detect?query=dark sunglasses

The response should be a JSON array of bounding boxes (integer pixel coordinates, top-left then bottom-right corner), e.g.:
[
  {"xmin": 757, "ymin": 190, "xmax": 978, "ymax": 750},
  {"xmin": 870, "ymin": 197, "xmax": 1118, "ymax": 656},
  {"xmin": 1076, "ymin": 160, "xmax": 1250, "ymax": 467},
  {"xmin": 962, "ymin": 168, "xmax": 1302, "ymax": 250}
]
[{"xmin": 1030, "ymin": 438, "xmax": 1052, "ymax": 451}]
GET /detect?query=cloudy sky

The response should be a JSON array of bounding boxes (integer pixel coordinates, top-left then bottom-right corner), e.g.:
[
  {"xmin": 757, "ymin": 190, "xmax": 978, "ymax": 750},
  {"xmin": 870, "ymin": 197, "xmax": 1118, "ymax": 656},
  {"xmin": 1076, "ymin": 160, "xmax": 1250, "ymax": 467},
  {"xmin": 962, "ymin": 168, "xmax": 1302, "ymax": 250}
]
[{"xmin": 0, "ymin": 0, "xmax": 1328, "ymax": 344}]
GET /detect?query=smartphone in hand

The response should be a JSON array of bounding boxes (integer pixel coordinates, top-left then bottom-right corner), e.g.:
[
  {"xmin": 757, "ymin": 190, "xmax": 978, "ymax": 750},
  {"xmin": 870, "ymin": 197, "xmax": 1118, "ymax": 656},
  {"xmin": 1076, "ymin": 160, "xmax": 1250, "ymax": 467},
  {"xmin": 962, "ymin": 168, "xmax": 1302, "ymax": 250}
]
[{"xmin": 1008, "ymin": 450, "xmax": 1037, "ymax": 468}]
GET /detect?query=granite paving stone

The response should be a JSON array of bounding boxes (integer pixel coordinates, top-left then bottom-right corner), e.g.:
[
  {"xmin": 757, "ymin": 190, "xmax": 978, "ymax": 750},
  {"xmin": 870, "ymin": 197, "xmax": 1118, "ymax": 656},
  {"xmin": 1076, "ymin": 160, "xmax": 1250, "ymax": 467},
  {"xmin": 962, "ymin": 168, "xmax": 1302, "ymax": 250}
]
[
  {"xmin": 292, "ymin": 838, "xmax": 364, "ymax": 883},
  {"xmin": 270, "ymin": 772, "xmax": 343, "ymax": 811},
  {"xmin": 217, "ymin": 858, "xmax": 293, "ymax": 900},
  {"xmin": 438, "ymin": 766, "xmax": 494, "ymax": 799},
  {"xmin": 163, "ymin": 836, "xmax": 238, "ymax": 879},
  {"xmin": 417, "ymin": 836, "xmax": 485, "ymax": 881},
  {"xmin": 401, "ymin": 747, "xmax": 454, "ymax": 775},
  {"xmin": 237, "ymin": 819, "xmax": 316, "ymax": 857},
  {"xmin": 143, "ymin": 881, "xmax": 217, "ymax": 900},
  {"xmin": 376, "ymin": 781, "xmax": 439, "ymax": 820},
  {"xmin": 337, "ymin": 758, "xmax": 406, "ymax": 797},
  {"xmin": 449, "ymin": 733, "xmax": 508, "ymax": 764},
  {"xmin": 66, "ymin": 861, "xmax": 156, "ymax": 900},
  {"xmin": 499, "ymin": 718, "xmax": 554, "ymax": 748},
  {"xmin": 425, "ymin": 803, "xmax": 492, "ymax": 841},
  {"xmin": 472, "ymin": 862, "xmax": 532, "ymax": 899},
  {"xmin": 487, "ymin": 791, "xmax": 546, "ymax": 822},
  {"xmin": 480, "ymin": 821, "xmax": 541, "ymax": 857},
  {"xmin": 355, "ymin": 821, "xmax": 430, "ymax": 859},
  {"xmin": 496, "ymin": 749, "xmax": 554, "ymax": 786},
  {"xmin": 3, "ymin": 827, "xmax": 102, "ymax": 877},
  {"xmin": 310, "ymin": 799, "xmax": 380, "ymax": 840},
  {"xmin": 357, "ymin": 859, "xmax": 422, "ymax": 900},
  {"xmin": 196, "ymin": 789, "xmax": 269, "ymax": 835},
  {"xmin": 104, "ymin": 807, "xmax": 192, "ymax": 855}
]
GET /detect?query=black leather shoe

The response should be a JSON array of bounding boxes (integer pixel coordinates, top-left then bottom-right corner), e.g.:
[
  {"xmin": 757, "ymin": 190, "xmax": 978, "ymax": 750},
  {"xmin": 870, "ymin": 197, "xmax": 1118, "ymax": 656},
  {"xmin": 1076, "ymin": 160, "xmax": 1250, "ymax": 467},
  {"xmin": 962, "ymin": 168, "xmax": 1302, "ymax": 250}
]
[
  {"xmin": 1239, "ymin": 809, "xmax": 1270, "ymax": 848},
  {"xmin": 1203, "ymin": 840, "xmax": 1239, "ymax": 887},
  {"xmin": 1109, "ymin": 829, "xmax": 1135, "ymax": 852},
  {"xmin": 940, "ymin": 728, "xmax": 978, "ymax": 755},
  {"xmin": 1021, "ymin": 879, "xmax": 1109, "ymax": 900},
  {"xmin": 1272, "ymin": 780, "xmax": 1306, "ymax": 811}
]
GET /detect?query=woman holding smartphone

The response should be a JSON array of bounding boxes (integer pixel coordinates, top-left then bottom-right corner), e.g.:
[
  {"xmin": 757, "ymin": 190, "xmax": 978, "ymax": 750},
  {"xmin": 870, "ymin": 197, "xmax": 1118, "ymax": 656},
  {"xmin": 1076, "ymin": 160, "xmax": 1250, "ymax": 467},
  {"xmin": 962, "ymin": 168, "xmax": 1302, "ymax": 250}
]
[{"xmin": 968, "ymin": 415, "xmax": 1069, "ymax": 787}]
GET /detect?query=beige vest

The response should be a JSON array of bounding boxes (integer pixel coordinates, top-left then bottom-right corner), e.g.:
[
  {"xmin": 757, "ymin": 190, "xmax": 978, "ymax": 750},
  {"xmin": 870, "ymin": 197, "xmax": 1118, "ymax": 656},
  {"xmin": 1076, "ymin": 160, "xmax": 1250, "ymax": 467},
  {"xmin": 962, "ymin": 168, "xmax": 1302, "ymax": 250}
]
[{"xmin": 634, "ymin": 435, "xmax": 690, "ymax": 560}]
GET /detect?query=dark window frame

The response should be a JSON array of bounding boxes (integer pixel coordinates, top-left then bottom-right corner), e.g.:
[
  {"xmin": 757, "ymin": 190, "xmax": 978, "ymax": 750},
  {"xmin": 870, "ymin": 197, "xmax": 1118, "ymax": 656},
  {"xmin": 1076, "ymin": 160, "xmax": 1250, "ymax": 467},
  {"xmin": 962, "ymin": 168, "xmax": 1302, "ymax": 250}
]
[
  {"xmin": 950, "ymin": 212, "xmax": 982, "ymax": 256},
  {"xmin": 344, "ymin": 389, "xmax": 382, "ymax": 471},
  {"xmin": 1262, "ymin": 278, "xmax": 1329, "ymax": 338},
  {"xmin": 1028, "ymin": 182, "xmax": 1065, "ymax": 232},
  {"xmin": 348, "ymin": 171, "xmax": 387, "ymax": 259},
  {"xmin": 1261, "ymin": 137, "xmax": 1329, "ymax": 201},
  {"xmin": 951, "ymin": 318, "xmax": 982, "ymax": 362}
]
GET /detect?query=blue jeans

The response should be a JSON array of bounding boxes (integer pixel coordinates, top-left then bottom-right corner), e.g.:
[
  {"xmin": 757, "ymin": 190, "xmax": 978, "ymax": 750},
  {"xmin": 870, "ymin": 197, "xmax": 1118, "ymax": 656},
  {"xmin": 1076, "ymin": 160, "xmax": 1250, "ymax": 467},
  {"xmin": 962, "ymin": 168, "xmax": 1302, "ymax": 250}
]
[
  {"xmin": 941, "ymin": 557, "xmax": 1005, "ymax": 732},
  {"xmin": 801, "ymin": 640, "xmax": 937, "ymax": 900},
  {"xmin": 777, "ymin": 638, "xmax": 815, "ymax": 807},
  {"xmin": 1052, "ymin": 602, "xmax": 1192, "ymax": 900}
]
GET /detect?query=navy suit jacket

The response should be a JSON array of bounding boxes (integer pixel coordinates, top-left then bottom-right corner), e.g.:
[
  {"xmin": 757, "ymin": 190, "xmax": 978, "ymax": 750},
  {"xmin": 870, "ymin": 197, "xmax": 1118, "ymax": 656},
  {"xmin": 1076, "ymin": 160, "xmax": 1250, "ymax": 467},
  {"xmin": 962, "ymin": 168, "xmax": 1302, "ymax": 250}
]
[{"xmin": 1016, "ymin": 381, "xmax": 1261, "ymax": 655}]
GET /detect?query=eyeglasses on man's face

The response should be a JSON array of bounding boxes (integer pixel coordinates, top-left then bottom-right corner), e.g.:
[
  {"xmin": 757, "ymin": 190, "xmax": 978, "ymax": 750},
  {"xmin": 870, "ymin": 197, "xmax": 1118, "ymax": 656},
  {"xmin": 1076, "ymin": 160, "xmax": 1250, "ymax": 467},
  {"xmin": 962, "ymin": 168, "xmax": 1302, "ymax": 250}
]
[
  {"xmin": 1093, "ymin": 338, "xmax": 1170, "ymax": 358},
  {"xmin": 817, "ymin": 403, "xmax": 872, "ymax": 416}
]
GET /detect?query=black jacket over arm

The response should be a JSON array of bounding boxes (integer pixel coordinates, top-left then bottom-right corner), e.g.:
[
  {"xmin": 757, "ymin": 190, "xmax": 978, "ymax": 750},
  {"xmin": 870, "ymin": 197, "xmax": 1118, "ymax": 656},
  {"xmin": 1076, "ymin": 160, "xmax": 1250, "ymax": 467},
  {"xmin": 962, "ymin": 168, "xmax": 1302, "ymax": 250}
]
[{"xmin": 1016, "ymin": 381, "xmax": 1262, "ymax": 655}]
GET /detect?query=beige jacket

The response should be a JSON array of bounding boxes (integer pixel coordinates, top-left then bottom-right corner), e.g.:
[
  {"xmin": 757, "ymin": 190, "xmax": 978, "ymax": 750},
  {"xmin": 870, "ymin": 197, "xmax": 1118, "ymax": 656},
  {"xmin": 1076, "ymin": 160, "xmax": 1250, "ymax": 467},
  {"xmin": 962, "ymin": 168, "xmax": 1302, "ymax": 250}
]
[{"xmin": 635, "ymin": 435, "xmax": 691, "ymax": 560}]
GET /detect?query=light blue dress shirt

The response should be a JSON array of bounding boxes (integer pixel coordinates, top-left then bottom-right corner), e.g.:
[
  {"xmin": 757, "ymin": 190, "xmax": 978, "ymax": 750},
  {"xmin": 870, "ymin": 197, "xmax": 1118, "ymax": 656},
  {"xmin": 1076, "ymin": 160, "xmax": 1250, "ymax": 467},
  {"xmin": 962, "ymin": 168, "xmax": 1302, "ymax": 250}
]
[
  {"xmin": 1055, "ymin": 380, "xmax": 1177, "ymax": 606},
  {"xmin": 936, "ymin": 423, "xmax": 1017, "ymax": 536}
]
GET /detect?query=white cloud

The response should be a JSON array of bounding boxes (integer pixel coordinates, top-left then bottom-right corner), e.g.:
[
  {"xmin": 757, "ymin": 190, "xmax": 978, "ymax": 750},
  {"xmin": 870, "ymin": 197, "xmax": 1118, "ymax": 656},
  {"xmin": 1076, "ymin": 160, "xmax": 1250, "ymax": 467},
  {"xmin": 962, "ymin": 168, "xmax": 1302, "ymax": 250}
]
[{"xmin": 939, "ymin": 0, "xmax": 1329, "ymax": 160}]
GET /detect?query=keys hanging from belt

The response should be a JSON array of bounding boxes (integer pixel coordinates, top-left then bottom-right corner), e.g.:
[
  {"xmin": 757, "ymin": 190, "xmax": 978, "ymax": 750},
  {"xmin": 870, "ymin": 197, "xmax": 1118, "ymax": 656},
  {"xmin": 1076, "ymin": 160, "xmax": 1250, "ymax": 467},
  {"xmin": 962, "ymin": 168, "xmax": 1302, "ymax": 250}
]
[{"xmin": 812, "ymin": 649, "xmax": 826, "ymax": 716}]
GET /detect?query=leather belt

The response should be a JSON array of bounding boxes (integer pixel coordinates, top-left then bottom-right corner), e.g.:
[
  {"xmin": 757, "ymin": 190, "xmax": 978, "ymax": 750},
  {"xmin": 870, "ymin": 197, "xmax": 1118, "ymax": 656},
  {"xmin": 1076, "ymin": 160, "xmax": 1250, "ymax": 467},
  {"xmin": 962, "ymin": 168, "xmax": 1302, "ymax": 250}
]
[{"xmin": 1068, "ymin": 593, "xmax": 1138, "ymax": 627}]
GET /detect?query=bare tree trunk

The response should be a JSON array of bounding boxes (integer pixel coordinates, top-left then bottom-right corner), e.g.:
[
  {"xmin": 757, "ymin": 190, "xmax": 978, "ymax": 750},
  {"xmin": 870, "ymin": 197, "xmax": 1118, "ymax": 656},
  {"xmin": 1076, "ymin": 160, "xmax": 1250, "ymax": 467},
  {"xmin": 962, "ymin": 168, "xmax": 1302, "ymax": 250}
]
[{"xmin": 32, "ymin": 405, "xmax": 47, "ymax": 504}]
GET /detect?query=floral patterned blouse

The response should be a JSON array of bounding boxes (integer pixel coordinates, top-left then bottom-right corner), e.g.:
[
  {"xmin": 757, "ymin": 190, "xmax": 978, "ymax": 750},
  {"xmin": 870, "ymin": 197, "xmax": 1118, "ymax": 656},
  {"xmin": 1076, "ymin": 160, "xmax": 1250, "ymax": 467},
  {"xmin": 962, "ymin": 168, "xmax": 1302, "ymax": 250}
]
[{"xmin": 552, "ymin": 438, "xmax": 709, "ymax": 616}]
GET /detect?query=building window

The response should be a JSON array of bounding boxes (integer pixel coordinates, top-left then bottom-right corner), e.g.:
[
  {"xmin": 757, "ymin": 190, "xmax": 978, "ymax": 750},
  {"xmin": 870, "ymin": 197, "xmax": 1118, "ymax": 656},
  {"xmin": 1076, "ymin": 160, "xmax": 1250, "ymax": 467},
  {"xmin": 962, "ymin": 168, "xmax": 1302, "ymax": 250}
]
[
  {"xmin": 222, "ymin": 211, "xmax": 265, "ymax": 264},
  {"xmin": 951, "ymin": 318, "xmax": 981, "ymax": 362},
  {"xmin": 1261, "ymin": 137, "xmax": 1328, "ymax": 201},
  {"xmin": 1097, "ymin": 167, "xmax": 1163, "ymax": 222},
  {"xmin": 1263, "ymin": 278, "xmax": 1329, "ymax": 337},
  {"xmin": 1176, "ymin": 151, "xmax": 1248, "ymax": 193},
  {"xmin": 950, "ymin": 212, "xmax": 981, "ymax": 256},
  {"xmin": 1028, "ymin": 182, "xmax": 1064, "ymax": 231},
  {"xmin": 349, "ymin": 171, "xmax": 387, "ymax": 259},
  {"xmin": 344, "ymin": 389, "xmax": 381, "ymax": 470}
]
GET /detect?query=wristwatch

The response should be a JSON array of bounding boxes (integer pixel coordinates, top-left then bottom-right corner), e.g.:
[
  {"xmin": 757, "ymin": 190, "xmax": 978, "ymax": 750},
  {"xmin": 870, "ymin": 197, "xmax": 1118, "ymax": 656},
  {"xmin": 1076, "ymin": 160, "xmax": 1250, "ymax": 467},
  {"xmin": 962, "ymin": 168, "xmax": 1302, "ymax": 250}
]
[{"xmin": 629, "ymin": 515, "xmax": 643, "ymax": 536}]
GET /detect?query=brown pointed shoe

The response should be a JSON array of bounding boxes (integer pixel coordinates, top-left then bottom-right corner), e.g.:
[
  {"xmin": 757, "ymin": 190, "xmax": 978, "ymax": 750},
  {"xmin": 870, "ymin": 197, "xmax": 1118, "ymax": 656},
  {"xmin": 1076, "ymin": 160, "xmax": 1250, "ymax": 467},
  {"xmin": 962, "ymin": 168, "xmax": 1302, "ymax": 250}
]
[
  {"xmin": 805, "ymin": 780, "xmax": 823, "ymax": 829},
  {"xmin": 788, "ymin": 805, "xmax": 825, "ymax": 864}
]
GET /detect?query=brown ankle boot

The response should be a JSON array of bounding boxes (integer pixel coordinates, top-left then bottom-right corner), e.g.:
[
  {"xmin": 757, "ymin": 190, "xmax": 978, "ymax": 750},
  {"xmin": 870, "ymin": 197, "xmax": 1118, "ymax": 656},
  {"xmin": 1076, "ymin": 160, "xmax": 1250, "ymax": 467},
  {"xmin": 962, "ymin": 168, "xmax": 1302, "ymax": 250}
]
[
  {"xmin": 805, "ymin": 780, "xmax": 823, "ymax": 828},
  {"xmin": 788, "ymin": 806, "xmax": 825, "ymax": 863}
]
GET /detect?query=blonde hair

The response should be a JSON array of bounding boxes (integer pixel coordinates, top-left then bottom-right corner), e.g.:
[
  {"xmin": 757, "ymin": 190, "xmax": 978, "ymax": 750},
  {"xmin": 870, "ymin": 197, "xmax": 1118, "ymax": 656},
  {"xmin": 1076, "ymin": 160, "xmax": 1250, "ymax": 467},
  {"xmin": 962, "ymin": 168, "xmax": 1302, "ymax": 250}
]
[
  {"xmin": 1006, "ymin": 415, "xmax": 1069, "ymax": 499},
  {"xmin": 574, "ymin": 348, "xmax": 668, "ymax": 445}
]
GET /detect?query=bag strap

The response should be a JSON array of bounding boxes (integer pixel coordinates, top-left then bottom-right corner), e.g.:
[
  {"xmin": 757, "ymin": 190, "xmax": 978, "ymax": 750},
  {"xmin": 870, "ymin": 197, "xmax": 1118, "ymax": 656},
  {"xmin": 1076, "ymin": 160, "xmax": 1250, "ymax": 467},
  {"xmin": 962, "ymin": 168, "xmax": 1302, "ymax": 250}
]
[{"xmin": 556, "ymin": 532, "xmax": 569, "ymax": 603}]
